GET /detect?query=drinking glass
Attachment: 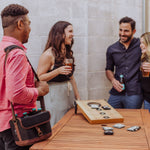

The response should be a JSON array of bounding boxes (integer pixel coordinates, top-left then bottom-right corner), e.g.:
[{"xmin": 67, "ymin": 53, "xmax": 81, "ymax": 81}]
[
  {"xmin": 65, "ymin": 59, "xmax": 73, "ymax": 69},
  {"xmin": 141, "ymin": 62, "xmax": 150, "ymax": 77}
]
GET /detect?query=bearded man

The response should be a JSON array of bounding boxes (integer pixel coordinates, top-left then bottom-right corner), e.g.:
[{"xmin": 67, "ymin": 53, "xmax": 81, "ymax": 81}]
[{"xmin": 105, "ymin": 16, "xmax": 143, "ymax": 109}]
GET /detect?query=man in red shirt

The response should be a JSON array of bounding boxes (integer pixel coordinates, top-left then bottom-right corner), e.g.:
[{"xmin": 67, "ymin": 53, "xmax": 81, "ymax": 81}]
[{"xmin": 0, "ymin": 4, "xmax": 49, "ymax": 150}]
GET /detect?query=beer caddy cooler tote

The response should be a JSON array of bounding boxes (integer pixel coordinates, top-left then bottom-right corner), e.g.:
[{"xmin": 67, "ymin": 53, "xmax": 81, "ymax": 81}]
[{"xmin": 4, "ymin": 45, "xmax": 52, "ymax": 146}]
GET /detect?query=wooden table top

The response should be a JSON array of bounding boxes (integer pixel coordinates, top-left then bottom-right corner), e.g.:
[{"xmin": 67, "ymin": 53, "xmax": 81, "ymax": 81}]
[{"xmin": 30, "ymin": 108, "xmax": 150, "ymax": 150}]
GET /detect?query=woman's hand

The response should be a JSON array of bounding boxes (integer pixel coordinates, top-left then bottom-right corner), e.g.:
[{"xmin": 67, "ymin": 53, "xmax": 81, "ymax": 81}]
[
  {"xmin": 70, "ymin": 75, "xmax": 80, "ymax": 100},
  {"xmin": 58, "ymin": 66, "xmax": 72, "ymax": 75},
  {"xmin": 141, "ymin": 62, "xmax": 150, "ymax": 72}
]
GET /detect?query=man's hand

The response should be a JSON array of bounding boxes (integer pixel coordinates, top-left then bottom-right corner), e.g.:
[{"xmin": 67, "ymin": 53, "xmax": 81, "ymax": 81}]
[
  {"xmin": 111, "ymin": 78, "xmax": 123, "ymax": 92},
  {"xmin": 35, "ymin": 81, "xmax": 49, "ymax": 96}
]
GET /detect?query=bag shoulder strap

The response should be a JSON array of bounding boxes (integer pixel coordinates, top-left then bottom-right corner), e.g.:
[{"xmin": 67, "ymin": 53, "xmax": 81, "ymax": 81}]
[
  {"xmin": 4, "ymin": 45, "xmax": 45, "ymax": 120},
  {"xmin": 4, "ymin": 45, "xmax": 23, "ymax": 52},
  {"xmin": 5, "ymin": 45, "xmax": 40, "ymax": 80},
  {"xmin": 4, "ymin": 45, "xmax": 23, "ymax": 65}
]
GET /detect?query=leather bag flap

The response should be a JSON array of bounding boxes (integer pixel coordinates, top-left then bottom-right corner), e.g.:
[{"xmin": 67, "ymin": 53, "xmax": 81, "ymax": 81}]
[{"xmin": 18, "ymin": 111, "xmax": 50, "ymax": 129}]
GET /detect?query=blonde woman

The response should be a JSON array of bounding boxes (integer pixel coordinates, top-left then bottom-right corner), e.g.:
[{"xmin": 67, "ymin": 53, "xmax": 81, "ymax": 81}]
[{"xmin": 140, "ymin": 32, "xmax": 150, "ymax": 111}]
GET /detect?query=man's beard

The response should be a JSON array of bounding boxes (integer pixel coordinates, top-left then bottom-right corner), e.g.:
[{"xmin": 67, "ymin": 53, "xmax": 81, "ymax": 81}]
[
  {"xmin": 119, "ymin": 34, "xmax": 133, "ymax": 43},
  {"xmin": 22, "ymin": 29, "xmax": 29, "ymax": 44}
]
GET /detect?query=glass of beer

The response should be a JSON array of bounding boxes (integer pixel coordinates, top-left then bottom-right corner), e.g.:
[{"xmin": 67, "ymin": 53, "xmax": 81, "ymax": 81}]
[
  {"xmin": 65, "ymin": 59, "xmax": 73, "ymax": 69},
  {"xmin": 141, "ymin": 62, "xmax": 150, "ymax": 77}
]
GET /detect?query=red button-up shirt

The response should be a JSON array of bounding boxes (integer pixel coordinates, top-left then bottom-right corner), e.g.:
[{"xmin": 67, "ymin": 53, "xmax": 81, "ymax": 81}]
[{"xmin": 0, "ymin": 36, "xmax": 38, "ymax": 132}]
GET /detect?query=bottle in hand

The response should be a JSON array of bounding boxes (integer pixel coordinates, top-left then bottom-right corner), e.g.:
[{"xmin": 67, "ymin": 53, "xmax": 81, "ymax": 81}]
[{"xmin": 120, "ymin": 74, "xmax": 125, "ymax": 90}]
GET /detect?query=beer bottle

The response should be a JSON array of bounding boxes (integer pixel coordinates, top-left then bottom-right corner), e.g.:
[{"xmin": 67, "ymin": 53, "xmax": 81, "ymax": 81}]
[
  {"xmin": 120, "ymin": 74, "xmax": 125, "ymax": 90},
  {"xmin": 37, "ymin": 108, "xmax": 42, "ymax": 113},
  {"xmin": 32, "ymin": 108, "xmax": 36, "ymax": 112},
  {"xmin": 23, "ymin": 112, "xmax": 28, "ymax": 118},
  {"xmin": 30, "ymin": 108, "xmax": 37, "ymax": 115},
  {"xmin": 15, "ymin": 114, "xmax": 18, "ymax": 119}
]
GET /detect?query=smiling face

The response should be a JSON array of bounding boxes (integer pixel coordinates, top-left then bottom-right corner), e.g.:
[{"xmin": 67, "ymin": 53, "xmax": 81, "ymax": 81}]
[
  {"xmin": 140, "ymin": 37, "xmax": 147, "ymax": 54},
  {"xmin": 64, "ymin": 25, "xmax": 73, "ymax": 45},
  {"xmin": 119, "ymin": 23, "xmax": 135, "ymax": 44}
]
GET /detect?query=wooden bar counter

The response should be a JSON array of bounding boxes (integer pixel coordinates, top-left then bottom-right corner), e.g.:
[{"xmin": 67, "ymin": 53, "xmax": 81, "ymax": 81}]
[{"xmin": 30, "ymin": 108, "xmax": 150, "ymax": 150}]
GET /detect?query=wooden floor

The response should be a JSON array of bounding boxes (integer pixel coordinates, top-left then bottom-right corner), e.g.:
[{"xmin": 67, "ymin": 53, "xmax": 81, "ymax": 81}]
[{"xmin": 30, "ymin": 108, "xmax": 150, "ymax": 150}]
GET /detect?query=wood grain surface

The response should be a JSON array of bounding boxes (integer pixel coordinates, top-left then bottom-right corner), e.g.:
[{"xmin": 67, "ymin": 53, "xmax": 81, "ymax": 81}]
[
  {"xmin": 76, "ymin": 99, "xmax": 124, "ymax": 124},
  {"xmin": 30, "ymin": 108, "xmax": 150, "ymax": 150}
]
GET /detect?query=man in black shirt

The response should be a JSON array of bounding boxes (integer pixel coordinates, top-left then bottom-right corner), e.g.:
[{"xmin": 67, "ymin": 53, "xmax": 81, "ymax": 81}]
[{"xmin": 105, "ymin": 16, "xmax": 143, "ymax": 108}]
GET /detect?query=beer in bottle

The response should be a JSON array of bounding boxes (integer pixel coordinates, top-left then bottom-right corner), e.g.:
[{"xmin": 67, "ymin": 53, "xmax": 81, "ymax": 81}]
[
  {"xmin": 37, "ymin": 108, "xmax": 42, "ymax": 112},
  {"xmin": 23, "ymin": 112, "xmax": 28, "ymax": 118},
  {"xmin": 120, "ymin": 74, "xmax": 125, "ymax": 90},
  {"xmin": 30, "ymin": 108, "xmax": 37, "ymax": 115},
  {"xmin": 15, "ymin": 114, "xmax": 18, "ymax": 119}
]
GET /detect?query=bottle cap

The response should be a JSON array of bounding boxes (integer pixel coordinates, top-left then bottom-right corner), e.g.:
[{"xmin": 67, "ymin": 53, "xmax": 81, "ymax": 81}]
[
  {"xmin": 32, "ymin": 108, "xmax": 36, "ymax": 111},
  {"xmin": 120, "ymin": 74, "xmax": 124, "ymax": 78},
  {"xmin": 37, "ymin": 108, "xmax": 42, "ymax": 111},
  {"xmin": 23, "ymin": 112, "xmax": 28, "ymax": 115}
]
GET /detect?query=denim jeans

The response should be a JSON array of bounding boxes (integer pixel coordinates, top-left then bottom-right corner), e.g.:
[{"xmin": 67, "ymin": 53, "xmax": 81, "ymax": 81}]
[
  {"xmin": 0, "ymin": 129, "xmax": 31, "ymax": 150},
  {"xmin": 108, "ymin": 94, "xmax": 143, "ymax": 109},
  {"xmin": 144, "ymin": 100, "xmax": 150, "ymax": 112}
]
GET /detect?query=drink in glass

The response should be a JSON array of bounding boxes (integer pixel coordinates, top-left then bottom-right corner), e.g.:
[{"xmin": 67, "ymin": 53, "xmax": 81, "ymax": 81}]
[
  {"xmin": 141, "ymin": 63, "xmax": 150, "ymax": 77},
  {"xmin": 65, "ymin": 59, "xmax": 73, "ymax": 69}
]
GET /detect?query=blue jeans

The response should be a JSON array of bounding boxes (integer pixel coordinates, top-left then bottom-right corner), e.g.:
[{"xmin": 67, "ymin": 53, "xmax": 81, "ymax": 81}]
[
  {"xmin": 108, "ymin": 94, "xmax": 143, "ymax": 109},
  {"xmin": 144, "ymin": 100, "xmax": 150, "ymax": 112}
]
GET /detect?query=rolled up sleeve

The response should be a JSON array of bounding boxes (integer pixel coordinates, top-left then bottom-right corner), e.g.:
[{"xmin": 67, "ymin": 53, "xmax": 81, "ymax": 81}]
[{"xmin": 105, "ymin": 47, "xmax": 114, "ymax": 72}]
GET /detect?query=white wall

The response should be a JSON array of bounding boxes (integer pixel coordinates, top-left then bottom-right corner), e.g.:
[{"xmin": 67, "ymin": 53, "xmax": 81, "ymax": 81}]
[{"xmin": 0, "ymin": 0, "xmax": 143, "ymax": 100}]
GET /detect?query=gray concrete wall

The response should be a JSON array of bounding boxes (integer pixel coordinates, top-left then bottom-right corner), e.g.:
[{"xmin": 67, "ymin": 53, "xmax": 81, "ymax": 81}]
[{"xmin": 0, "ymin": 0, "xmax": 143, "ymax": 100}]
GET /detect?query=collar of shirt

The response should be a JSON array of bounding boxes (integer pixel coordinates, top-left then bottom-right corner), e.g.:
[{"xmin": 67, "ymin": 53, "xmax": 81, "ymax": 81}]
[
  {"xmin": 2, "ymin": 36, "xmax": 27, "ymax": 52},
  {"xmin": 118, "ymin": 37, "xmax": 140, "ymax": 50}
]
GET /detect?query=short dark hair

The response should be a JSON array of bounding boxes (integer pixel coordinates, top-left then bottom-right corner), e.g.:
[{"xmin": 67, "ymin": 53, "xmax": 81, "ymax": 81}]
[
  {"xmin": 119, "ymin": 16, "xmax": 136, "ymax": 31},
  {"xmin": 1, "ymin": 4, "xmax": 29, "ymax": 28}
]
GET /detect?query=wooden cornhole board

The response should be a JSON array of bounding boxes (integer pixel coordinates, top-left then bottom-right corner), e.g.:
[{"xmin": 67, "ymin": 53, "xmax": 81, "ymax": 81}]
[{"xmin": 76, "ymin": 99, "xmax": 124, "ymax": 124}]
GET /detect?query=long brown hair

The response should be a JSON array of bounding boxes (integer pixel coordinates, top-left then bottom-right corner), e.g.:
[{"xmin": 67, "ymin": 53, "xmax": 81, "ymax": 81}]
[{"xmin": 44, "ymin": 21, "xmax": 75, "ymax": 67}]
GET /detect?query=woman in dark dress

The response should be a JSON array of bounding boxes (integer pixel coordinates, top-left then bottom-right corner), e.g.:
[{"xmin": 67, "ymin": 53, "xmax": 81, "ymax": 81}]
[{"xmin": 37, "ymin": 21, "xmax": 80, "ymax": 127}]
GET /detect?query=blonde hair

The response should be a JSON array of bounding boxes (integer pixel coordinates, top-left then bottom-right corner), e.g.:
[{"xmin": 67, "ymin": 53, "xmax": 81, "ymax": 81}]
[{"xmin": 141, "ymin": 32, "xmax": 150, "ymax": 62}]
